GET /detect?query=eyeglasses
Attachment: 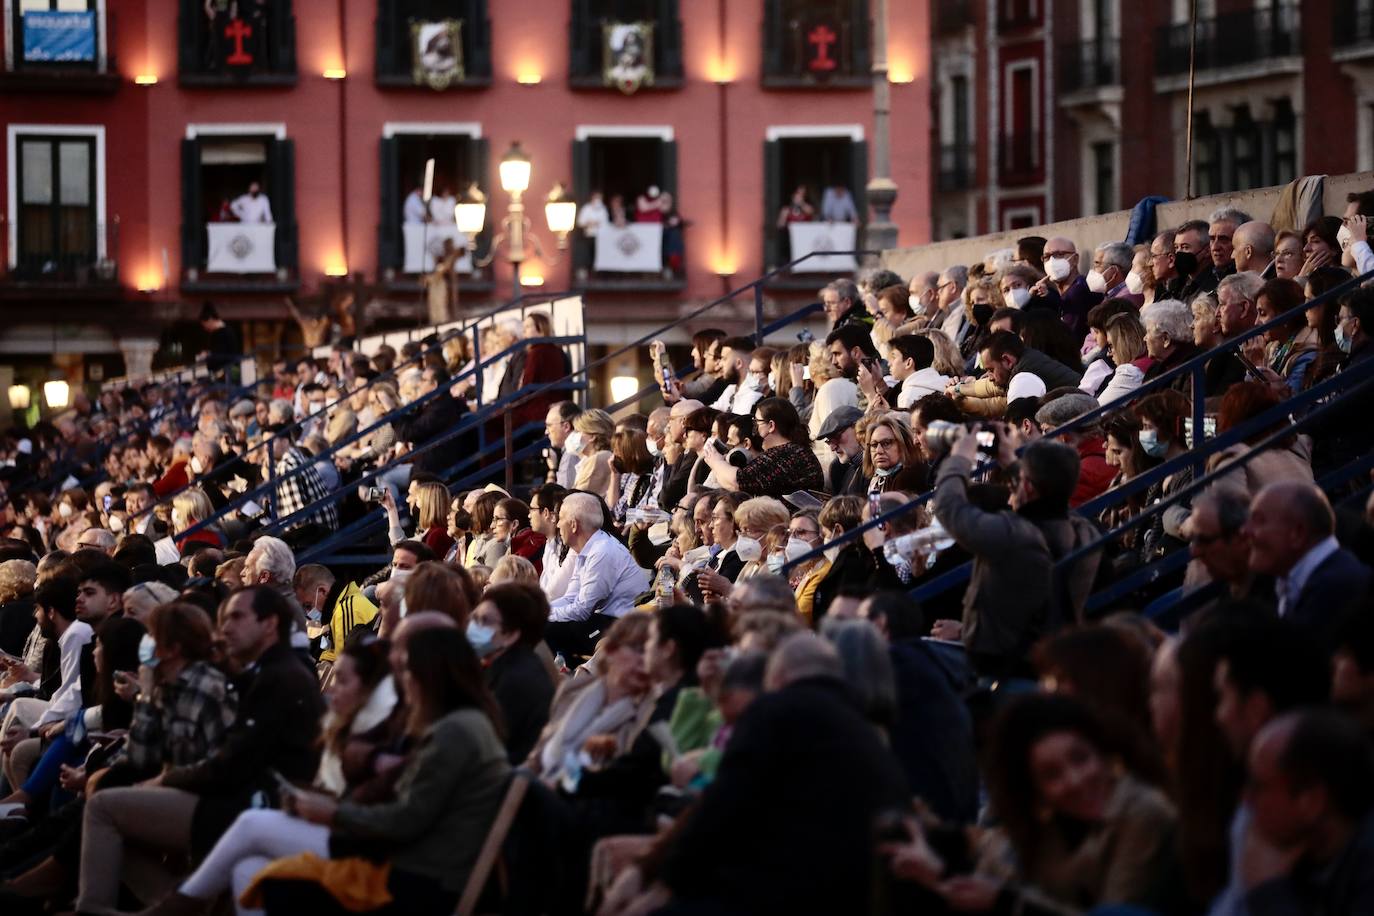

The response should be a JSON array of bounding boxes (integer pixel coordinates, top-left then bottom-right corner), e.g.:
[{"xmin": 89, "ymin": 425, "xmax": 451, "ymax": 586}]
[
  {"xmin": 492, "ymin": 515, "xmax": 511, "ymax": 523},
  {"xmin": 1044, "ymin": 249, "xmax": 1077, "ymax": 259},
  {"xmin": 869, "ymin": 436, "xmax": 899, "ymax": 450}
]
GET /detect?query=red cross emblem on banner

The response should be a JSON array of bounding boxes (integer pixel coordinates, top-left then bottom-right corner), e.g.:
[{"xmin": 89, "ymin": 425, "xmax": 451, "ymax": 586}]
[
  {"xmin": 807, "ymin": 24, "xmax": 838, "ymax": 72},
  {"xmin": 225, "ymin": 18, "xmax": 254, "ymax": 66}
]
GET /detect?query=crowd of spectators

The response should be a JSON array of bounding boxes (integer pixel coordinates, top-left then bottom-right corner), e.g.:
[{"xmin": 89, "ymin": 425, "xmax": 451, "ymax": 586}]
[{"xmin": 0, "ymin": 197, "xmax": 1371, "ymax": 915}]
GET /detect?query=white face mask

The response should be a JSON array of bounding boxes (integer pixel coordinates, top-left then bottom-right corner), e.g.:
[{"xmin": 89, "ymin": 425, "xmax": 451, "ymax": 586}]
[
  {"xmin": 908, "ymin": 294, "xmax": 924, "ymax": 316},
  {"xmin": 823, "ymin": 545, "xmax": 841, "ymax": 564},
  {"xmin": 784, "ymin": 537, "xmax": 813, "ymax": 562},
  {"xmin": 390, "ymin": 566, "xmax": 412, "ymax": 585},
  {"xmin": 734, "ymin": 536, "xmax": 763, "ymax": 562},
  {"xmin": 189, "ymin": 456, "xmax": 205, "ymax": 475},
  {"xmin": 108, "ymin": 515, "xmax": 125, "ymax": 533},
  {"xmin": 1125, "ymin": 271, "xmax": 1145, "ymax": 295},
  {"xmin": 1338, "ymin": 223, "xmax": 1355, "ymax": 250},
  {"xmin": 1003, "ymin": 287, "xmax": 1030, "ymax": 309},
  {"xmin": 1045, "ymin": 256, "xmax": 1072, "ymax": 282},
  {"xmin": 58, "ymin": 503, "xmax": 73, "ymax": 519},
  {"xmin": 646, "ymin": 438, "xmax": 661, "ymax": 458},
  {"xmin": 1086, "ymin": 269, "xmax": 1108, "ymax": 294},
  {"xmin": 766, "ymin": 553, "xmax": 786, "ymax": 574},
  {"xmin": 564, "ymin": 431, "xmax": 585, "ymax": 455},
  {"xmin": 744, "ymin": 374, "xmax": 766, "ymax": 392}
]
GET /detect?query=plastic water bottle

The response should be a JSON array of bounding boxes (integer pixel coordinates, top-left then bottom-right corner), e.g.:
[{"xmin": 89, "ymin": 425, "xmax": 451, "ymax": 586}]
[{"xmin": 655, "ymin": 565, "xmax": 675, "ymax": 607}]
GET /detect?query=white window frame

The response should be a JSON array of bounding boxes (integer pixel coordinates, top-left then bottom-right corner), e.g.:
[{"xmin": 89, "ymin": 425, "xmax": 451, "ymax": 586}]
[
  {"xmin": 575, "ymin": 125, "xmax": 675, "ymax": 141},
  {"xmin": 1002, "ymin": 205, "xmax": 1041, "ymax": 230},
  {"xmin": 764, "ymin": 125, "xmax": 865, "ymax": 142},
  {"xmin": 6, "ymin": 123, "xmax": 106, "ymax": 269},
  {"xmin": 383, "ymin": 122, "xmax": 483, "ymax": 139},
  {"xmin": 185, "ymin": 123, "xmax": 288, "ymax": 141}
]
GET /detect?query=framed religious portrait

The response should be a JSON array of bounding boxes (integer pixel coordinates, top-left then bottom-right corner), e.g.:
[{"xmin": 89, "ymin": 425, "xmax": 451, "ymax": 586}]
[
  {"xmin": 411, "ymin": 19, "xmax": 465, "ymax": 89},
  {"xmin": 602, "ymin": 21, "xmax": 654, "ymax": 95}
]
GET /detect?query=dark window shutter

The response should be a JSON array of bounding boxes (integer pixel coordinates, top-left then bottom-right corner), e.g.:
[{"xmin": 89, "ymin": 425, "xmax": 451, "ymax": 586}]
[
  {"xmin": 180, "ymin": 137, "xmax": 203, "ymax": 273},
  {"xmin": 376, "ymin": 0, "xmax": 396, "ymax": 77},
  {"xmin": 467, "ymin": 135, "xmax": 491, "ymax": 259},
  {"xmin": 764, "ymin": 139, "xmax": 782, "ymax": 269},
  {"xmin": 275, "ymin": 3, "xmax": 298, "ymax": 74},
  {"xmin": 268, "ymin": 138, "xmax": 297, "ymax": 271},
  {"xmin": 658, "ymin": 0, "xmax": 683, "ymax": 77},
  {"xmin": 177, "ymin": 0, "xmax": 196, "ymax": 78},
  {"xmin": 378, "ymin": 136, "xmax": 400, "ymax": 271},
  {"xmin": 849, "ymin": 139, "xmax": 868, "ymax": 229},
  {"xmin": 658, "ymin": 139, "xmax": 678, "ymax": 199},
  {"xmin": 850, "ymin": 0, "xmax": 871, "ymax": 73},
  {"xmin": 469, "ymin": 0, "xmax": 492, "ymax": 77},
  {"xmin": 572, "ymin": 138, "xmax": 591, "ymax": 273}
]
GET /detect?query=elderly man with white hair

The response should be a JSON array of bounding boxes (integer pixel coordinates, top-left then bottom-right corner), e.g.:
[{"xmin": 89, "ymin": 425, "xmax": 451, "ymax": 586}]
[
  {"xmin": 1088, "ymin": 241, "xmax": 1136, "ymax": 302},
  {"xmin": 1141, "ymin": 299, "xmax": 1201, "ymax": 392},
  {"xmin": 240, "ymin": 535, "xmax": 309, "ymax": 636},
  {"xmin": 544, "ymin": 492, "xmax": 649, "ymax": 658}
]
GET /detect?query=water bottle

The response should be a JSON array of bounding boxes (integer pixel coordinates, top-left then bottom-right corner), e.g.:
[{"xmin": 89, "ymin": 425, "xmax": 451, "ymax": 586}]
[{"xmin": 655, "ymin": 565, "xmax": 676, "ymax": 607}]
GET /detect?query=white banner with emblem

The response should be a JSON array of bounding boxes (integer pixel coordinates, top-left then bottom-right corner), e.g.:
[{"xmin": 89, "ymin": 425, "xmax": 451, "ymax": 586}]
[
  {"xmin": 206, "ymin": 223, "xmax": 277, "ymax": 274},
  {"xmin": 594, "ymin": 223, "xmax": 663, "ymax": 273},
  {"xmin": 403, "ymin": 223, "xmax": 474, "ymax": 274},
  {"xmin": 787, "ymin": 221, "xmax": 858, "ymax": 272}
]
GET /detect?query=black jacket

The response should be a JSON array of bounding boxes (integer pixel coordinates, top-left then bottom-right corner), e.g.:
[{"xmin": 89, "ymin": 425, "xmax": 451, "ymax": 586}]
[
  {"xmin": 660, "ymin": 451, "xmax": 696, "ymax": 517},
  {"xmin": 659, "ymin": 676, "xmax": 909, "ymax": 916},
  {"xmin": 827, "ymin": 456, "xmax": 867, "ymax": 497},
  {"xmin": 1289, "ymin": 547, "xmax": 1373, "ymax": 649},
  {"xmin": 486, "ymin": 645, "xmax": 555, "ymax": 765},
  {"xmin": 0, "ymin": 596, "xmax": 33, "ymax": 658},
  {"xmin": 162, "ymin": 642, "xmax": 324, "ymax": 856},
  {"xmin": 394, "ymin": 390, "xmax": 471, "ymax": 477},
  {"xmin": 888, "ymin": 639, "xmax": 979, "ymax": 823},
  {"xmin": 574, "ymin": 681, "xmax": 684, "ymax": 837},
  {"xmin": 1013, "ymin": 346, "xmax": 1083, "ymax": 390}
]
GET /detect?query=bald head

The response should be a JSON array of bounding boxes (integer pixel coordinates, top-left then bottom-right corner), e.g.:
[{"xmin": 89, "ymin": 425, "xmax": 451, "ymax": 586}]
[
  {"xmin": 669, "ymin": 398, "xmax": 704, "ymax": 419},
  {"xmin": 1042, "ymin": 237, "xmax": 1080, "ymax": 284},
  {"xmin": 1233, "ymin": 221, "xmax": 1276, "ymax": 274},
  {"xmin": 1248, "ymin": 710, "xmax": 1374, "ymax": 847},
  {"xmin": 764, "ymin": 632, "xmax": 841, "ymax": 691},
  {"xmin": 1246, "ymin": 482, "xmax": 1336, "ymax": 578}
]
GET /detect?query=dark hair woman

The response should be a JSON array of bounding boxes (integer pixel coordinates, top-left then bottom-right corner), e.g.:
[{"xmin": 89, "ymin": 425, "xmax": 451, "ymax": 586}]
[
  {"xmin": 699, "ymin": 397, "xmax": 823, "ymax": 499},
  {"xmin": 168, "ymin": 628, "xmax": 510, "ymax": 916},
  {"xmin": 318, "ymin": 634, "xmax": 398, "ymax": 797}
]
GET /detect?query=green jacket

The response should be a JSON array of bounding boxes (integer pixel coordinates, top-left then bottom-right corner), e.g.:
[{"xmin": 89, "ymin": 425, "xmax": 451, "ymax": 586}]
[{"xmin": 334, "ymin": 707, "xmax": 509, "ymax": 892}]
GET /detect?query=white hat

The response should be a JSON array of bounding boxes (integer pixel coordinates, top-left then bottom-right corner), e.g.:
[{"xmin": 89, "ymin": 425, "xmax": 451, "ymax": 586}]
[
  {"xmin": 15, "ymin": 439, "xmax": 31, "ymax": 455},
  {"xmin": 1006, "ymin": 372, "xmax": 1047, "ymax": 402}
]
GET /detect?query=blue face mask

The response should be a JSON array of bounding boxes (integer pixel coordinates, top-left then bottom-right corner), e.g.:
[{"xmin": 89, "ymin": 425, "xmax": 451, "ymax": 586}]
[
  {"xmin": 766, "ymin": 553, "xmax": 785, "ymax": 574},
  {"xmin": 466, "ymin": 621, "xmax": 499, "ymax": 657},
  {"xmin": 1337, "ymin": 323, "xmax": 1353, "ymax": 354},
  {"xmin": 138, "ymin": 633, "xmax": 159, "ymax": 668},
  {"xmin": 1138, "ymin": 428, "xmax": 1168, "ymax": 458}
]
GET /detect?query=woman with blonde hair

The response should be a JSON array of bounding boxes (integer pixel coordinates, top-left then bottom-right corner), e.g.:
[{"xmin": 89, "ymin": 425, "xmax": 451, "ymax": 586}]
[
  {"xmin": 1098, "ymin": 313, "xmax": 1154, "ymax": 406},
  {"xmin": 861, "ymin": 413, "xmax": 926, "ymax": 495},
  {"xmin": 732, "ymin": 497, "xmax": 792, "ymax": 581},
  {"xmin": 171, "ymin": 487, "xmax": 225, "ymax": 552},
  {"xmin": 488, "ymin": 554, "xmax": 538, "ymax": 587},
  {"xmin": 569, "ymin": 408, "xmax": 616, "ymax": 497},
  {"xmin": 400, "ymin": 481, "xmax": 455, "ymax": 558}
]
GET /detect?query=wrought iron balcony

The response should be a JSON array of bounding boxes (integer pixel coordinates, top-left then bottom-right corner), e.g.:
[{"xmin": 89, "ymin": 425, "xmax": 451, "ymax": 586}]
[
  {"xmin": 1060, "ymin": 38, "xmax": 1120, "ymax": 93},
  {"xmin": 1155, "ymin": 6, "xmax": 1300, "ymax": 76}
]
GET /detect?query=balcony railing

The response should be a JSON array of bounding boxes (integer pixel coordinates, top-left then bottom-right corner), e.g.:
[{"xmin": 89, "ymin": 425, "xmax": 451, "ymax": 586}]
[
  {"xmin": 1333, "ymin": 1, "xmax": 1374, "ymax": 51},
  {"xmin": 1060, "ymin": 38, "xmax": 1119, "ymax": 92},
  {"xmin": 999, "ymin": 132, "xmax": 1040, "ymax": 183},
  {"xmin": 936, "ymin": 0, "xmax": 973, "ymax": 34},
  {"xmin": 938, "ymin": 144, "xmax": 973, "ymax": 191},
  {"xmin": 1155, "ymin": 6, "xmax": 1300, "ymax": 76},
  {"xmin": 2, "ymin": 220, "xmax": 119, "ymax": 286}
]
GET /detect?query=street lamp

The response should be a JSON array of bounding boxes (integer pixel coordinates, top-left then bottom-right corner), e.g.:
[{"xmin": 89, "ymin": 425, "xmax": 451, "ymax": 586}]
[
  {"xmin": 471, "ymin": 141, "xmax": 577, "ymax": 293},
  {"xmin": 8, "ymin": 385, "xmax": 30, "ymax": 411},
  {"xmin": 44, "ymin": 379, "xmax": 70, "ymax": 410}
]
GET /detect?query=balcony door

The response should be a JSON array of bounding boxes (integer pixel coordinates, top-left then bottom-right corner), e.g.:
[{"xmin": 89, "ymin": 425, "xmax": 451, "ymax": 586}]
[
  {"xmin": 8, "ymin": 127, "xmax": 104, "ymax": 280},
  {"xmin": 377, "ymin": 127, "xmax": 489, "ymax": 277},
  {"xmin": 763, "ymin": 129, "xmax": 867, "ymax": 271}
]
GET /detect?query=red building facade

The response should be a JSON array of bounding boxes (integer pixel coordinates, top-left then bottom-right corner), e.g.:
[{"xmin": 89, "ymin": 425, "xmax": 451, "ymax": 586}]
[
  {"xmin": 930, "ymin": 0, "xmax": 1368, "ymax": 240},
  {"xmin": 0, "ymin": 0, "xmax": 932, "ymax": 386}
]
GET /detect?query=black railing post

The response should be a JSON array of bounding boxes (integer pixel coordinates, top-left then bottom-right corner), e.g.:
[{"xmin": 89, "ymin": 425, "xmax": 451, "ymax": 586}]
[{"xmin": 753, "ymin": 282, "xmax": 765, "ymax": 342}]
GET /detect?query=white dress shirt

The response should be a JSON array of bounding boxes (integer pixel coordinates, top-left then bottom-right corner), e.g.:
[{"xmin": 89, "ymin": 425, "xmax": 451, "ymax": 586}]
[
  {"xmin": 540, "ymin": 539, "xmax": 577, "ymax": 601},
  {"xmin": 556, "ymin": 448, "xmax": 580, "ymax": 489},
  {"xmin": 820, "ymin": 187, "xmax": 858, "ymax": 222},
  {"xmin": 403, "ymin": 190, "xmax": 429, "ymax": 224},
  {"xmin": 577, "ymin": 199, "xmax": 609, "ymax": 237},
  {"xmin": 549, "ymin": 529, "xmax": 650, "ymax": 623},
  {"xmin": 897, "ymin": 367, "xmax": 951, "ymax": 409},
  {"xmin": 230, "ymin": 192, "xmax": 273, "ymax": 224},
  {"xmin": 429, "ymin": 194, "xmax": 457, "ymax": 223},
  {"xmin": 711, "ymin": 382, "xmax": 764, "ymax": 417},
  {"xmin": 35, "ymin": 620, "xmax": 94, "ymax": 728},
  {"xmin": 1276, "ymin": 535, "xmax": 1340, "ymax": 618}
]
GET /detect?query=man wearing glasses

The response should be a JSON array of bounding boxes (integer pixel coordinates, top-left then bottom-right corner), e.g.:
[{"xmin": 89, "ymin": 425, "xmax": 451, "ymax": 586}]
[{"xmin": 1030, "ymin": 236, "xmax": 1101, "ymax": 338}]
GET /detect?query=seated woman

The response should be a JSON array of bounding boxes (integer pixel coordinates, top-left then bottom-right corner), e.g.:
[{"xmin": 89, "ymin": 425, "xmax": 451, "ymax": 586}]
[
  {"xmin": 607, "ymin": 429, "xmax": 656, "ymax": 531},
  {"xmin": 700, "ymin": 398, "xmax": 823, "ymax": 500},
  {"xmin": 383, "ymin": 480, "xmax": 454, "ymax": 559},
  {"xmin": 728, "ymin": 497, "xmax": 791, "ymax": 583},
  {"xmin": 687, "ymin": 493, "xmax": 746, "ymax": 606},
  {"xmin": 884, "ymin": 693, "xmax": 1180, "ymax": 915},
  {"xmin": 861, "ymin": 413, "xmax": 927, "ymax": 495},
  {"xmin": 159, "ymin": 628, "xmax": 508, "ymax": 916},
  {"xmin": 1206, "ymin": 381, "xmax": 1313, "ymax": 496},
  {"xmin": 569, "ymin": 409, "xmax": 617, "ymax": 500},
  {"xmin": 468, "ymin": 583, "xmax": 556, "ymax": 764},
  {"xmin": 463, "ymin": 491, "xmax": 508, "ymax": 569},
  {"xmin": 680, "ymin": 406, "xmax": 721, "ymax": 496},
  {"xmin": 1245, "ymin": 278, "xmax": 1318, "ymax": 395},
  {"xmin": 172, "ymin": 488, "xmax": 227, "ymax": 555},
  {"xmin": 526, "ymin": 614, "xmax": 652, "ymax": 784},
  {"xmin": 489, "ymin": 497, "xmax": 545, "ymax": 571},
  {"xmin": 1132, "ymin": 390, "xmax": 1193, "ymax": 564},
  {"xmin": 1097, "ymin": 313, "xmax": 1154, "ymax": 406}
]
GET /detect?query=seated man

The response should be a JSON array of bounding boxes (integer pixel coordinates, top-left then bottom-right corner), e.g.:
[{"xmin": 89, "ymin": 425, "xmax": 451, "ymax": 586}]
[{"xmin": 545, "ymin": 493, "xmax": 649, "ymax": 659}]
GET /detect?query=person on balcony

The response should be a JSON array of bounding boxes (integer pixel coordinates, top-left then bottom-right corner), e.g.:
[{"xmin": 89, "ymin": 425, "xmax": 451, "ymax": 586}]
[
  {"xmin": 820, "ymin": 182, "xmax": 858, "ymax": 223},
  {"xmin": 229, "ymin": 182, "xmax": 273, "ymax": 224}
]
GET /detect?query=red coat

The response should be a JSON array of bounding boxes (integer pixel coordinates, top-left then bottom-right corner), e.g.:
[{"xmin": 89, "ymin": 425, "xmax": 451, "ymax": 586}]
[
  {"xmin": 153, "ymin": 459, "xmax": 190, "ymax": 498},
  {"xmin": 514, "ymin": 343, "xmax": 570, "ymax": 427},
  {"xmin": 1072, "ymin": 436, "xmax": 1116, "ymax": 508},
  {"xmin": 510, "ymin": 528, "xmax": 547, "ymax": 573}
]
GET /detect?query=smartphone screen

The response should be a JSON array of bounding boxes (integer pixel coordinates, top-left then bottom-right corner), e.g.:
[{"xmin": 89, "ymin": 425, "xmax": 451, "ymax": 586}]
[{"xmin": 868, "ymin": 491, "xmax": 882, "ymax": 519}]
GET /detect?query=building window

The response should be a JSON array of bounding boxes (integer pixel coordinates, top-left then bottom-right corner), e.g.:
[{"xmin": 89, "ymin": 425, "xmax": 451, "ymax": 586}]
[
  {"xmin": 375, "ymin": 0, "xmax": 491, "ymax": 88},
  {"xmin": 1001, "ymin": 65, "xmax": 1039, "ymax": 182},
  {"xmin": 763, "ymin": 132, "xmax": 866, "ymax": 273},
  {"xmin": 10, "ymin": 130, "xmax": 105, "ymax": 281},
  {"xmin": 1092, "ymin": 141, "xmax": 1115, "ymax": 214},
  {"xmin": 1231, "ymin": 106, "xmax": 1262, "ymax": 192},
  {"xmin": 999, "ymin": 0, "xmax": 1038, "ymax": 30},
  {"xmin": 939, "ymin": 75, "xmax": 973, "ymax": 191},
  {"xmin": 569, "ymin": 0, "xmax": 683, "ymax": 89},
  {"xmin": 180, "ymin": 132, "xmax": 297, "ymax": 288},
  {"xmin": 762, "ymin": 0, "xmax": 870, "ymax": 87},
  {"xmin": 1272, "ymin": 99, "xmax": 1296, "ymax": 185},
  {"xmin": 9, "ymin": 0, "xmax": 107, "ymax": 75},
  {"xmin": 377, "ymin": 129, "xmax": 489, "ymax": 281},
  {"xmin": 571, "ymin": 131, "xmax": 682, "ymax": 287},
  {"xmin": 1192, "ymin": 113, "xmax": 1220, "ymax": 197},
  {"xmin": 177, "ymin": 0, "xmax": 296, "ymax": 85}
]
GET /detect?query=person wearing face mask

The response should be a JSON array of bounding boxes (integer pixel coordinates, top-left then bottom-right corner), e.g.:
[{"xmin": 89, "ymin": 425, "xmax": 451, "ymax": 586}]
[
  {"xmin": 1085, "ymin": 241, "xmax": 1139, "ymax": 307},
  {"xmin": 608, "ymin": 428, "xmax": 656, "ymax": 529},
  {"xmin": 1029, "ymin": 237, "xmax": 1101, "ymax": 338},
  {"xmin": 1166, "ymin": 219, "xmax": 1218, "ymax": 304},
  {"xmin": 643, "ymin": 406, "xmax": 672, "ymax": 508},
  {"xmin": 469, "ymin": 583, "xmax": 556, "ymax": 764},
  {"xmin": 1131, "ymin": 390, "xmax": 1193, "ymax": 564},
  {"xmin": 728, "ymin": 497, "xmax": 791, "ymax": 584},
  {"xmin": 863, "ymin": 414, "xmax": 927, "ymax": 496},
  {"xmin": 567, "ymin": 409, "xmax": 617, "ymax": 501},
  {"xmin": 809, "ymin": 496, "xmax": 876, "ymax": 625},
  {"xmin": 958, "ymin": 278, "xmax": 1000, "ymax": 368},
  {"xmin": 995, "ymin": 263, "xmax": 1039, "ymax": 314}
]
